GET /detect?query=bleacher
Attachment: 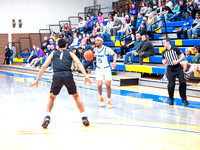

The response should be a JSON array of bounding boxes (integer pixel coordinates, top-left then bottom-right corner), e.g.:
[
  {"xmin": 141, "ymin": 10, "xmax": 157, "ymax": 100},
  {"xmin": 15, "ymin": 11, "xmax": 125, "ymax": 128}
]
[{"xmin": 9, "ymin": 19, "xmax": 200, "ymax": 78}]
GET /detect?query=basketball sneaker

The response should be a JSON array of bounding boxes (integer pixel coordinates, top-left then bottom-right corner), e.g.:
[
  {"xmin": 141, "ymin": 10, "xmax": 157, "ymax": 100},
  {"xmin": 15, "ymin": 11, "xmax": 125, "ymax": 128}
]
[
  {"xmin": 82, "ymin": 116, "xmax": 90, "ymax": 126},
  {"xmin": 99, "ymin": 97, "xmax": 104, "ymax": 106},
  {"xmin": 42, "ymin": 116, "xmax": 50, "ymax": 128},
  {"xmin": 107, "ymin": 101, "xmax": 112, "ymax": 109}
]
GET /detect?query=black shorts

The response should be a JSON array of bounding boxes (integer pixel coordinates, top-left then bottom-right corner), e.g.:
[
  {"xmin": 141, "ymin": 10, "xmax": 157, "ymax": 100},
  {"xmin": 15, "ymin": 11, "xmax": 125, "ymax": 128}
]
[{"xmin": 50, "ymin": 73, "xmax": 77, "ymax": 95}]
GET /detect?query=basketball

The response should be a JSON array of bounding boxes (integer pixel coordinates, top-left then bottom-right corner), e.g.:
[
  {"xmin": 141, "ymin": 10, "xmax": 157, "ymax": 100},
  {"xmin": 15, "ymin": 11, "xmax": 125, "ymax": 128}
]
[{"xmin": 84, "ymin": 51, "xmax": 94, "ymax": 60}]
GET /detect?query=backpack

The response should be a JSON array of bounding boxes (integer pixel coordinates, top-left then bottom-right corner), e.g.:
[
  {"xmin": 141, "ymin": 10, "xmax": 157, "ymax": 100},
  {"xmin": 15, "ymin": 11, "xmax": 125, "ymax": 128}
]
[{"xmin": 9, "ymin": 49, "xmax": 13, "ymax": 57}]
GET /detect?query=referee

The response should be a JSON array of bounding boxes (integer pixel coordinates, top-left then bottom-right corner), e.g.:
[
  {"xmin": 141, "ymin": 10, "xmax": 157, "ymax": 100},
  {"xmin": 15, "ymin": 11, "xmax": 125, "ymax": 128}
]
[{"xmin": 162, "ymin": 38, "xmax": 189, "ymax": 106}]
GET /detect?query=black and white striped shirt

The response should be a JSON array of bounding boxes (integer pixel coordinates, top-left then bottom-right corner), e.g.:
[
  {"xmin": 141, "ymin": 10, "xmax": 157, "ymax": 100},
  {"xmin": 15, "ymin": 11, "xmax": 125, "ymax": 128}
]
[{"xmin": 162, "ymin": 46, "xmax": 182, "ymax": 66}]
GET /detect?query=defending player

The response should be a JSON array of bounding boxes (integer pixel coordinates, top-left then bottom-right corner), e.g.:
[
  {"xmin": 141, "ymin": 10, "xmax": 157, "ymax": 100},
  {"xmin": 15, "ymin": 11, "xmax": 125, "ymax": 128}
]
[
  {"xmin": 94, "ymin": 36, "xmax": 117, "ymax": 108},
  {"xmin": 29, "ymin": 39, "xmax": 92, "ymax": 128}
]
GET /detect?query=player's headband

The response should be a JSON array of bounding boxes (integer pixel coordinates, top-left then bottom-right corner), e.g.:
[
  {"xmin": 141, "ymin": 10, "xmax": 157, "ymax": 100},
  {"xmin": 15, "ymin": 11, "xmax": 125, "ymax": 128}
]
[{"xmin": 95, "ymin": 36, "xmax": 104, "ymax": 41}]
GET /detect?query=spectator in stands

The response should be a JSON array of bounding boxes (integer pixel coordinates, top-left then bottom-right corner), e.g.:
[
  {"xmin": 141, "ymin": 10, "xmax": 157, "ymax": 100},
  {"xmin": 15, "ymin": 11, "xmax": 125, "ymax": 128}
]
[
  {"xmin": 97, "ymin": 12, "xmax": 104, "ymax": 24},
  {"xmin": 183, "ymin": 45, "xmax": 200, "ymax": 74},
  {"xmin": 120, "ymin": 28, "xmax": 135, "ymax": 58},
  {"xmin": 106, "ymin": 17, "xmax": 114, "ymax": 32},
  {"xmin": 177, "ymin": 12, "xmax": 193, "ymax": 39},
  {"xmin": 60, "ymin": 23, "xmax": 65, "ymax": 33},
  {"xmin": 159, "ymin": 3, "xmax": 174, "ymax": 22},
  {"xmin": 109, "ymin": 8, "xmax": 117, "ymax": 21},
  {"xmin": 156, "ymin": 2, "xmax": 162, "ymax": 15},
  {"xmin": 79, "ymin": 33, "xmax": 87, "ymax": 49},
  {"xmin": 69, "ymin": 34, "xmax": 79, "ymax": 51},
  {"xmin": 140, "ymin": 2, "xmax": 148, "ymax": 16},
  {"xmin": 75, "ymin": 28, "xmax": 81, "ymax": 36},
  {"xmin": 65, "ymin": 23, "xmax": 71, "ymax": 32},
  {"xmin": 119, "ymin": 12, "xmax": 126, "ymax": 21},
  {"xmin": 47, "ymin": 45, "xmax": 55, "ymax": 56},
  {"xmin": 58, "ymin": 32, "xmax": 64, "ymax": 39},
  {"xmin": 91, "ymin": 14, "xmax": 97, "ymax": 24},
  {"xmin": 168, "ymin": 0, "xmax": 187, "ymax": 21},
  {"xmin": 83, "ymin": 16, "xmax": 94, "ymax": 33},
  {"xmin": 65, "ymin": 33, "xmax": 73, "ymax": 48},
  {"xmin": 11, "ymin": 43, "xmax": 16, "ymax": 58},
  {"xmin": 166, "ymin": 0, "xmax": 173, "ymax": 11},
  {"xmin": 124, "ymin": 33, "xmax": 142, "ymax": 64},
  {"xmin": 134, "ymin": 34, "xmax": 155, "ymax": 65},
  {"xmin": 167, "ymin": 2, "xmax": 180, "ymax": 22},
  {"xmin": 50, "ymin": 29, "xmax": 56, "ymax": 38},
  {"xmin": 77, "ymin": 47, "xmax": 85, "ymax": 63},
  {"xmin": 49, "ymin": 38, "xmax": 56, "ymax": 48},
  {"xmin": 99, "ymin": 23, "xmax": 111, "ymax": 39},
  {"xmin": 111, "ymin": 16, "xmax": 122, "ymax": 36},
  {"xmin": 185, "ymin": 45, "xmax": 200, "ymax": 79},
  {"xmin": 180, "ymin": 48, "xmax": 192, "ymax": 72},
  {"xmin": 77, "ymin": 34, "xmax": 82, "ymax": 47},
  {"xmin": 3, "ymin": 45, "xmax": 12, "ymax": 65},
  {"xmin": 78, "ymin": 17, "xmax": 85, "ymax": 32},
  {"xmin": 94, "ymin": 23, "xmax": 101, "ymax": 35},
  {"xmin": 186, "ymin": 0, "xmax": 197, "ymax": 19},
  {"xmin": 71, "ymin": 47, "xmax": 78, "ymax": 71},
  {"xmin": 187, "ymin": 12, "xmax": 200, "ymax": 39},
  {"xmin": 152, "ymin": 0, "xmax": 158, "ymax": 11},
  {"xmin": 64, "ymin": 28, "xmax": 70, "ymax": 38},
  {"xmin": 130, "ymin": 3, "xmax": 138, "ymax": 18},
  {"xmin": 86, "ymin": 33, "xmax": 91, "ymax": 45},
  {"xmin": 26, "ymin": 45, "xmax": 37, "ymax": 67},
  {"xmin": 186, "ymin": 64, "xmax": 200, "ymax": 80},
  {"xmin": 138, "ymin": 23, "xmax": 147, "ymax": 36},
  {"xmin": 90, "ymin": 30, "xmax": 98, "ymax": 40},
  {"xmin": 116, "ymin": 20, "xmax": 130, "ymax": 41},
  {"xmin": 132, "ymin": 13, "xmax": 143, "ymax": 35},
  {"xmin": 129, "ymin": 15, "xmax": 136, "ymax": 31},
  {"xmin": 145, "ymin": 4, "xmax": 153, "ymax": 17},
  {"xmin": 125, "ymin": 15, "xmax": 130, "ymax": 24},
  {"xmin": 41, "ymin": 36, "xmax": 49, "ymax": 50},
  {"xmin": 152, "ymin": 11, "xmax": 162, "ymax": 31},
  {"xmin": 29, "ymin": 47, "xmax": 45, "ymax": 68},
  {"xmin": 138, "ymin": 17, "xmax": 153, "ymax": 37}
]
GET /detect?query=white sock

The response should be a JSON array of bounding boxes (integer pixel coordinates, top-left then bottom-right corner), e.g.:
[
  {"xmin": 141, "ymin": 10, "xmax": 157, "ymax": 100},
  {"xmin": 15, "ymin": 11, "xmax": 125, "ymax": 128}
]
[
  {"xmin": 99, "ymin": 95, "xmax": 102, "ymax": 98},
  {"xmin": 107, "ymin": 98, "xmax": 111, "ymax": 102},
  {"xmin": 81, "ymin": 112, "xmax": 87, "ymax": 117},
  {"xmin": 46, "ymin": 112, "xmax": 51, "ymax": 117}
]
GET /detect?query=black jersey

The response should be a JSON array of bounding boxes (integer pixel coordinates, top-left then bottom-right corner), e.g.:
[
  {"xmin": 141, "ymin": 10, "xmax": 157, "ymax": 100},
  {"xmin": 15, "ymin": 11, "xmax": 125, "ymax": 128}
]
[{"xmin": 52, "ymin": 50, "xmax": 72, "ymax": 73}]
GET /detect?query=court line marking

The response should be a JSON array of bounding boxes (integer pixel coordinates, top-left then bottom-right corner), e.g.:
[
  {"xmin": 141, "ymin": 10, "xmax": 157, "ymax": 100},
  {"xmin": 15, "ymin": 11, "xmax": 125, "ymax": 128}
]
[
  {"xmin": 1, "ymin": 70, "xmax": 200, "ymax": 135},
  {"xmin": 1, "ymin": 70, "xmax": 200, "ymax": 111}
]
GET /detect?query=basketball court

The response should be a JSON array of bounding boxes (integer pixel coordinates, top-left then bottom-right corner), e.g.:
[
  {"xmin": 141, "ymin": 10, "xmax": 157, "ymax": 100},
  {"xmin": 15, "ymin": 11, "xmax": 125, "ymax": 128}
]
[{"xmin": 0, "ymin": 70, "xmax": 200, "ymax": 150}]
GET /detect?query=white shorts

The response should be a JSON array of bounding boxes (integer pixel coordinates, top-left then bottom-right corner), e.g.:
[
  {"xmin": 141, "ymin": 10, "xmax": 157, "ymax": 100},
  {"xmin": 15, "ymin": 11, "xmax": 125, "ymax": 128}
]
[{"xmin": 95, "ymin": 67, "xmax": 112, "ymax": 81}]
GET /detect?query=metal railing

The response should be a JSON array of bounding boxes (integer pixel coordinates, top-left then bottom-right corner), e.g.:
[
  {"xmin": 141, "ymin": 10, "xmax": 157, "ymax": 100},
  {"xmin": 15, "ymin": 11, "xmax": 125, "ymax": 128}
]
[
  {"xmin": 68, "ymin": 16, "xmax": 80, "ymax": 28},
  {"xmin": 119, "ymin": 4, "xmax": 130, "ymax": 15},
  {"xmin": 39, "ymin": 29, "xmax": 50, "ymax": 44},
  {"xmin": 151, "ymin": 17, "xmax": 168, "ymax": 38},
  {"xmin": 59, "ymin": 20, "xmax": 71, "ymax": 28},
  {"xmin": 16, "ymin": 48, "xmax": 30, "ymax": 58},
  {"xmin": 101, "ymin": 7, "xmax": 110, "ymax": 19}
]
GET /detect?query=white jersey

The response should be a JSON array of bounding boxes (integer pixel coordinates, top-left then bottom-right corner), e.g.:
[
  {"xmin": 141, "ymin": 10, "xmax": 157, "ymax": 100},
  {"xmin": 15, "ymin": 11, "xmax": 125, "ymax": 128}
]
[{"xmin": 95, "ymin": 45, "xmax": 114, "ymax": 69}]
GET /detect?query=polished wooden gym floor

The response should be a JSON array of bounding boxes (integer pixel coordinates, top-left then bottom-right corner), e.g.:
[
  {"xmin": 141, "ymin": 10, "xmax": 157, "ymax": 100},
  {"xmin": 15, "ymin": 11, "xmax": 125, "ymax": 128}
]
[{"xmin": 0, "ymin": 70, "xmax": 200, "ymax": 150}]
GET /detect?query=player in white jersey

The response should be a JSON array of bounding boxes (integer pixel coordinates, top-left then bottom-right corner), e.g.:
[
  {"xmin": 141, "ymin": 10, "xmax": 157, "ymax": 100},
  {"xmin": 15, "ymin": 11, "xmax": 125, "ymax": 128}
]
[{"xmin": 95, "ymin": 36, "xmax": 117, "ymax": 108}]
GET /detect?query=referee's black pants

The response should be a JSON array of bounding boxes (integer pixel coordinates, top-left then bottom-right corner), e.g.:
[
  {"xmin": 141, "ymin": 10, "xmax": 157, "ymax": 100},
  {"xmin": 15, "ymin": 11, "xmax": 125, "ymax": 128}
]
[{"xmin": 167, "ymin": 64, "xmax": 187, "ymax": 101}]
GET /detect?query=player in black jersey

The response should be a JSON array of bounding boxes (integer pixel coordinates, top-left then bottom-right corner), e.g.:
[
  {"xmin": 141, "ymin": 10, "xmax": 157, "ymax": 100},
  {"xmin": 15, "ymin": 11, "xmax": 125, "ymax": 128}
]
[{"xmin": 29, "ymin": 39, "xmax": 92, "ymax": 128}]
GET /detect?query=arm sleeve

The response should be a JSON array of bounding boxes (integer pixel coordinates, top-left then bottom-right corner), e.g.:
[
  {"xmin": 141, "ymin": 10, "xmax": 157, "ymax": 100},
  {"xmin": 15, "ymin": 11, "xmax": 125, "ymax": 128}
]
[
  {"xmin": 137, "ymin": 42, "xmax": 150, "ymax": 53},
  {"xmin": 174, "ymin": 46, "xmax": 182, "ymax": 55}
]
